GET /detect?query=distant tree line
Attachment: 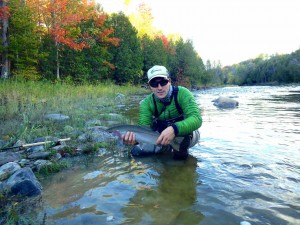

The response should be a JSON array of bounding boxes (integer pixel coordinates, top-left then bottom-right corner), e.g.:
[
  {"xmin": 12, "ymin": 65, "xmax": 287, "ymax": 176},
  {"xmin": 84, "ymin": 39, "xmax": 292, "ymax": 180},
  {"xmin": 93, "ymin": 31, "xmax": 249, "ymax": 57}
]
[
  {"xmin": 206, "ymin": 50, "xmax": 300, "ymax": 86},
  {"xmin": 1, "ymin": 0, "xmax": 299, "ymax": 87}
]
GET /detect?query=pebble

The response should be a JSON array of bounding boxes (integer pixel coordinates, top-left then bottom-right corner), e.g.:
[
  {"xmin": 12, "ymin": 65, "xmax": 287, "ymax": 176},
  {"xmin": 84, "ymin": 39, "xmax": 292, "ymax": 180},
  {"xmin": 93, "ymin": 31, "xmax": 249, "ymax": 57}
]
[{"xmin": 240, "ymin": 221, "xmax": 251, "ymax": 225}]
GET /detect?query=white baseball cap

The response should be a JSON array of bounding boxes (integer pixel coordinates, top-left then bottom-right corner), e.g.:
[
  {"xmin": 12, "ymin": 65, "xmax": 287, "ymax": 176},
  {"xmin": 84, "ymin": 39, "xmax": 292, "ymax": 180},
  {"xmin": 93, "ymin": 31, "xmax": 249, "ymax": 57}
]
[{"xmin": 147, "ymin": 65, "xmax": 169, "ymax": 82}]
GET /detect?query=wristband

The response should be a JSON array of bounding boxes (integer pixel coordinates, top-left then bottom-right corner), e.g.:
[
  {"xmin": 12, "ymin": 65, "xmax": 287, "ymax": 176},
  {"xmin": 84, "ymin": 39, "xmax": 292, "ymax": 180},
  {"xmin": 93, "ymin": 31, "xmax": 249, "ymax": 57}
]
[{"xmin": 171, "ymin": 124, "xmax": 179, "ymax": 136}]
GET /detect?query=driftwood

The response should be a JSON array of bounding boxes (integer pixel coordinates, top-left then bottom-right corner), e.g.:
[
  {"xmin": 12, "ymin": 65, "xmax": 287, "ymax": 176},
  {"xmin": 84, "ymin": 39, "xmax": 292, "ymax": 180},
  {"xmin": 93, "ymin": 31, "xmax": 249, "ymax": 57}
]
[{"xmin": 0, "ymin": 138, "xmax": 71, "ymax": 151}]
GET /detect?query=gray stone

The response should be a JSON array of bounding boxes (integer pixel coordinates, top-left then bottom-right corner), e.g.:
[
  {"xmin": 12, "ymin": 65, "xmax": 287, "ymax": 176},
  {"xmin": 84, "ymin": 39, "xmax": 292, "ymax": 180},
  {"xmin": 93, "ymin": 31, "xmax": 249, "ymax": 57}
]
[
  {"xmin": 45, "ymin": 113, "xmax": 70, "ymax": 121},
  {"xmin": 33, "ymin": 136, "xmax": 59, "ymax": 143},
  {"xmin": 78, "ymin": 133, "xmax": 89, "ymax": 142},
  {"xmin": 13, "ymin": 140, "xmax": 26, "ymax": 148},
  {"xmin": 0, "ymin": 162, "xmax": 21, "ymax": 181},
  {"xmin": 27, "ymin": 145, "xmax": 45, "ymax": 153},
  {"xmin": 64, "ymin": 125, "xmax": 74, "ymax": 132},
  {"xmin": 90, "ymin": 129, "xmax": 116, "ymax": 143},
  {"xmin": 4, "ymin": 167, "xmax": 42, "ymax": 197},
  {"xmin": 19, "ymin": 159, "xmax": 31, "ymax": 167},
  {"xmin": 33, "ymin": 160, "xmax": 52, "ymax": 171},
  {"xmin": 0, "ymin": 152, "xmax": 22, "ymax": 166},
  {"xmin": 212, "ymin": 96, "xmax": 239, "ymax": 109},
  {"xmin": 50, "ymin": 145, "xmax": 65, "ymax": 151},
  {"xmin": 115, "ymin": 93, "xmax": 125, "ymax": 104},
  {"xmin": 27, "ymin": 151, "xmax": 50, "ymax": 160},
  {"xmin": 0, "ymin": 140, "xmax": 6, "ymax": 148},
  {"xmin": 85, "ymin": 120, "xmax": 102, "ymax": 127}
]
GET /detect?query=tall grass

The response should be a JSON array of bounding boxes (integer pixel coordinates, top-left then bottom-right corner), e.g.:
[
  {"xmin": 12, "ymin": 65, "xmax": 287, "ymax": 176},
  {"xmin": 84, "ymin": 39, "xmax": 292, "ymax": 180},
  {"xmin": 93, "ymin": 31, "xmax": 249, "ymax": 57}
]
[{"xmin": 0, "ymin": 80, "xmax": 148, "ymax": 145}]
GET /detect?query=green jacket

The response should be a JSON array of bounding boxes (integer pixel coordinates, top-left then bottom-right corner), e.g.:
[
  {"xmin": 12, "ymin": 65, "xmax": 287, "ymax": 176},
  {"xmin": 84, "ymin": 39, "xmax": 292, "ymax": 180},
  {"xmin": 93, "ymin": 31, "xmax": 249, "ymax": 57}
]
[{"xmin": 138, "ymin": 86, "xmax": 202, "ymax": 136}]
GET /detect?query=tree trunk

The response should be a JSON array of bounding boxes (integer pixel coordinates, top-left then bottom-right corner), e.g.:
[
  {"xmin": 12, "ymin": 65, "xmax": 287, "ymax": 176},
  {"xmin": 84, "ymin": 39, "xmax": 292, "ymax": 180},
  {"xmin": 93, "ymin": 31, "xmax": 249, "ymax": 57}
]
[
  {"xmin": 56, "ymin": 43, "xmax": 60, "ymax": 79},
  {"xmin": 0, "ymin": 0, "xmax": 10, "ymax": 79}
]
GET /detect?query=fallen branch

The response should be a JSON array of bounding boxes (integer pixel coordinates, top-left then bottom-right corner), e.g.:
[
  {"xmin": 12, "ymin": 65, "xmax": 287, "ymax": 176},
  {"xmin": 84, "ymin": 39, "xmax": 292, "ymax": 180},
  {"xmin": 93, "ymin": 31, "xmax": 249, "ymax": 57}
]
[{"xmin": 0, "ymin": 138, "xmax": 71, "ymax": 151}]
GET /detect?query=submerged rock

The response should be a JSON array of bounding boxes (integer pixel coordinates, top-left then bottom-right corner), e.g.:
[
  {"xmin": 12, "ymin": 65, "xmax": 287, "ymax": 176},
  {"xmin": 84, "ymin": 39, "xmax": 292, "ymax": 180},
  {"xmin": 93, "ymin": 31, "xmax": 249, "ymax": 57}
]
[{"xmin": 212, "ymin": 96, "xmax": 239, "ymax": 109}]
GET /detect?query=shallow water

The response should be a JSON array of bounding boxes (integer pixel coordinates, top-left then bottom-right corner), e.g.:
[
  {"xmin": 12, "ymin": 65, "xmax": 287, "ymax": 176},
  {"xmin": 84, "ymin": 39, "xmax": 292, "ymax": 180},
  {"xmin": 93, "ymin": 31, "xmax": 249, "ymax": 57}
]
[{"xmin": 39, "ymin": 85, "xmax": 300, "ymax": 225}]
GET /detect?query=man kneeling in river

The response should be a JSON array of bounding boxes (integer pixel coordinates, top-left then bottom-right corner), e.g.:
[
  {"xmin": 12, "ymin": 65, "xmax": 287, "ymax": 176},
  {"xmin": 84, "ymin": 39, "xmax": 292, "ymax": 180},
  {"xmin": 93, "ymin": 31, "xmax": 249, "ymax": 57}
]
[{"xmin": 123, "ymin": 65, "xmax": 202, "ymax": 160}]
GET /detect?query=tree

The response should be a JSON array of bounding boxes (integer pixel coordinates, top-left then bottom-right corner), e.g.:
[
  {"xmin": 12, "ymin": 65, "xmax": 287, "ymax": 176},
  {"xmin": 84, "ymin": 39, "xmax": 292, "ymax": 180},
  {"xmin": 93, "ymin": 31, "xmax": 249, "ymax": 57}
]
[
  {"xmin": 173, "ymin": 38, "xmax": 205, "ymax": 87},
  {"xmin": 141, "ymin": 34, "xmax": 167, "ymax": 77},
  {"xmin": 8, "ymin": 0, "xmax": 42, "ymax": 80},
  {"xmin": 0, "ymin": 0, "xmax": 10, "ymax": 78},
  {"xmin": 129, "ymin": 3, "xmax": 154, "ymax": 38},
  {"xmin": 32, "ymin": 0, "xmax": 119, "ymax": 79},
  {"xmin": 108, "ymin": 12, "xmax": 143, "ymax": 84}
]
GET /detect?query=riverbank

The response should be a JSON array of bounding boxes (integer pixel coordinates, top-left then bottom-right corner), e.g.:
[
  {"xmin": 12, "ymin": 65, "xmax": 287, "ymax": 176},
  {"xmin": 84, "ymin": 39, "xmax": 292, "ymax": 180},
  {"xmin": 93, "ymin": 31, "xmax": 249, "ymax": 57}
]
[
  {"xmin": 0, "ymin": 80, "xmax": 150, "ymax": 223},
  {"xmin": 0, "ymin": 80, "xmax": 149, "ymax": 144}
]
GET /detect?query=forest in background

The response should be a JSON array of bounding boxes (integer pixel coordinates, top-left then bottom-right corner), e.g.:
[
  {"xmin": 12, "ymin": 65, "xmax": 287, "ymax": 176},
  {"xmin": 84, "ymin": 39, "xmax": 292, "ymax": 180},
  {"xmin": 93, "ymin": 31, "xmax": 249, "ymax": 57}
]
[{"xmin": 1, "ymin": 0, "xmax": 299, "ymax": 87}]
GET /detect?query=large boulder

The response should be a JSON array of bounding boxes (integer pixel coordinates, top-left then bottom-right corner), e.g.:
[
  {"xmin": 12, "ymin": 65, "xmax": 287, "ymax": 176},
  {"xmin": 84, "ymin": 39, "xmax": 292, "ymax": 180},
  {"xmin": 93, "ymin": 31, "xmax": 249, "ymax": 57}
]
[
  {"xmin": 212, "ymin": 96, "xmax": 239, "ymax": 109},
  {"xmin": 2, "ymin": 167, "xmax": 42, "ymax": 197}
]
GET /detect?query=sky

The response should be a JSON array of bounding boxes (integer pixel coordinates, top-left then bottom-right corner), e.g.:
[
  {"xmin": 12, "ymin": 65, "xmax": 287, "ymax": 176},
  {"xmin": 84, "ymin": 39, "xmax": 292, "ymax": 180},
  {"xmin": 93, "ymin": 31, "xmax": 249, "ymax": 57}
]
[{"xmin": 97, "ymin": 0, "xmax": 300, "ymax": 66}]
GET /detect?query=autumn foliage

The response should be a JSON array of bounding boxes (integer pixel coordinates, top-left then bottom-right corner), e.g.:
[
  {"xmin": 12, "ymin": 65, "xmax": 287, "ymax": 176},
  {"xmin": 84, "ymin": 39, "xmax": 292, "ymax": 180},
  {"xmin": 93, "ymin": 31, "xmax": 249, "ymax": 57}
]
[
  {"xmin": 26, "ymin": 0, "xmax": 119, "ymax": 50},
  {"xmin": 0, "ymin": 5, "xmax": 9, "ymax": 19}
]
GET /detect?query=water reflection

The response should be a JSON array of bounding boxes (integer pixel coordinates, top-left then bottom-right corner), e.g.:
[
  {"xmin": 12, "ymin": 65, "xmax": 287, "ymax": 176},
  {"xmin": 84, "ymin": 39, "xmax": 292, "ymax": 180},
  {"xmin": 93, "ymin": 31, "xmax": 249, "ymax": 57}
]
[
  {"xmin": 121, "ymin": 155, "xmax": 204, "ymax": 225},
  {"xmin": 40, "ymin": 154, "xmax": 204, "ymax": 225}
]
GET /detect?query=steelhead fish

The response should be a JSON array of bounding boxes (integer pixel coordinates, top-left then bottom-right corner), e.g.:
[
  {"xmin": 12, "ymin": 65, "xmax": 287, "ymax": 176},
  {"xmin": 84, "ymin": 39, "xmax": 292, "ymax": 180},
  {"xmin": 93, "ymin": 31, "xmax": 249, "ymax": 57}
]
[{"xmin": 106, "ymin": 124, "xmax": 184, "ymax": 151}]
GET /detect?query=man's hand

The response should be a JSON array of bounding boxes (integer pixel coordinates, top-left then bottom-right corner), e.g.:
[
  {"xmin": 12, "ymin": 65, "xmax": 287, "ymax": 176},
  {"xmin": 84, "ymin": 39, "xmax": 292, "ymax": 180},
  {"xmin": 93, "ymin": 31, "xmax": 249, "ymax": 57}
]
[
  {"xmin": 156, "ymin": 126, "xmax": 175, "ymax": 146},
  {"xmin": 122, "ymin": 131, "xmax": 137, "ymax": 145}
]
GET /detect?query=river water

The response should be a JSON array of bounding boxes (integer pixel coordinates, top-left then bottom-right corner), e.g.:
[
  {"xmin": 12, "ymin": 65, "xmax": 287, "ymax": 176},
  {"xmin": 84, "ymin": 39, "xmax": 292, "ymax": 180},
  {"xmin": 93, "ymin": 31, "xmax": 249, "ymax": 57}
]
[{"xmin": 39, "ymin": 85, "xmax": 300, "ymax": 225}]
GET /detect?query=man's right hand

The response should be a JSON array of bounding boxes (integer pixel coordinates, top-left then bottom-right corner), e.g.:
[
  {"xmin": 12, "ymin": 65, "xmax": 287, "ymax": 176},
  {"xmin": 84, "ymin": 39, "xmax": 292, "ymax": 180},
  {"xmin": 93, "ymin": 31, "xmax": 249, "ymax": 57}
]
[{"xmin": 122, "ymin": 131, "xmax": 137, "ymax": 145}]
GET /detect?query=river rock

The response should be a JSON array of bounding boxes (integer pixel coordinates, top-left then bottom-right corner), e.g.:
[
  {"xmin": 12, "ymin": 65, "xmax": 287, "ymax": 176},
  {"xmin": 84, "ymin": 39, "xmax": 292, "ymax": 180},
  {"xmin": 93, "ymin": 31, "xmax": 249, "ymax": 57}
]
[
  {"xmin": 115, "ymin": 93, "xmax": 125, "ymax": 104},
  {"xmin": 3, "ymin": 167, "xmax": 42, "ymax": 197},
  {"xmin": 33, "ymin": 159, "xmax": 52, "ymax": 171},
  {"xmin": 44, "ymin": 113, "xmax": 70, "ymax": 121},
  {"xmin": 33, "ymin": 136, "xmax": 60, "ymax": 143},
  {"xmin": 27, "ymin": 151, "xmax": 51, "ymax": 160},
  {"xmin": 78, "ymin": 128, "xmax": 116, "ymax": 143},
  {"xmin": 0, "ymin": 152, "xmax": 22, "ymax": 166},
  {"xmin": 0, "ymin": 162, "xmax": 21, "ymax": 181},
  {"xmin": 0, "ymin": 140, "xmax": 6, "ymax": 148},
  {"xmin": 19, "ymin": 159, "xmax": 31, "ymax": 167},
  {"xmin": 212, "ymin": 96, "xmax": 239, "ymax": 109},
  {"xmin": 27, "ymin": 145, "xmax": 45, "ymax": 153},
  {"xmin": 13, "ymin": 139, "xmax": 26, "ymax": 148},
  {"xmin": 85, "ymin": 119, "xmax": 102, "ymax": 127},
  {"xmin": 26, "ymin": 136, "xmax": 60, "ymax": 153}
]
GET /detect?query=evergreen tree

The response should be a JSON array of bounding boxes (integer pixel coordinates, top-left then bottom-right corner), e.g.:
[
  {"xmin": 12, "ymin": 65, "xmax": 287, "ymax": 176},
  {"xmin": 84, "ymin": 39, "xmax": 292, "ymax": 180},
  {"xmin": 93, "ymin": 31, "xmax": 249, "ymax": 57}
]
[
  {"xmin": 108, "ymin": 12, "xmax": 143, "ymax": 84},
  {"xmin": 1, "ymin": 0, "xmax": 41, "ymax": 79},
  {"xmin": 141, "ymin": 34, "xmax": 167, "ymax": 76},
  {"xmin": 173, "ymin": 38, "xmax": 205, "ymax": 87}
]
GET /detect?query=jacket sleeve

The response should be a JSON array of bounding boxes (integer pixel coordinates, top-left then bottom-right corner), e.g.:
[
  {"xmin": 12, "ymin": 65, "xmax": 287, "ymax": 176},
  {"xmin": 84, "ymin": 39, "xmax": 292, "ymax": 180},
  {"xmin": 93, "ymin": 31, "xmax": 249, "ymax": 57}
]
[
  {"xmin": 138, "ymin": 95, "xmax": 154, "ymax": 127},
  {"xmin": 174, "ymin": 87, "xmax": 202, "ymax": 135}
]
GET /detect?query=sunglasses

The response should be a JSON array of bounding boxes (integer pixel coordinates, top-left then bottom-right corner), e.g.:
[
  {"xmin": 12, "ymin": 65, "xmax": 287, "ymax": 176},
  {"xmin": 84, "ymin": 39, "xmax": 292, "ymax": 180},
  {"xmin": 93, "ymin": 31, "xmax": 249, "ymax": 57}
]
[{"xmin": 149, "ymin": 79, "xmax": 169, "ymax": 88}]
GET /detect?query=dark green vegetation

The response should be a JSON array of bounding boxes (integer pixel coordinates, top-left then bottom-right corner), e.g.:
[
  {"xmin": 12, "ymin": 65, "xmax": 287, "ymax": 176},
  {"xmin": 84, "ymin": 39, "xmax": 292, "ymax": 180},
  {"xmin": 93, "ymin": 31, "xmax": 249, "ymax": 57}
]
[{"xmin": 1, "ymin": 0, "xmax": 298, "ymax": 87}]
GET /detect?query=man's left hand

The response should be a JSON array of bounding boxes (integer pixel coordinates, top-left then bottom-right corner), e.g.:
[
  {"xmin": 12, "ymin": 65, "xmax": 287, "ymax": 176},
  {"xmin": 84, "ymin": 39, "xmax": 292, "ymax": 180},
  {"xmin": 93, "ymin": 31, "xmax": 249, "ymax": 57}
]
[{"xmin": 156, "ymin": 126, "xmax": 175, "ymax": 145}]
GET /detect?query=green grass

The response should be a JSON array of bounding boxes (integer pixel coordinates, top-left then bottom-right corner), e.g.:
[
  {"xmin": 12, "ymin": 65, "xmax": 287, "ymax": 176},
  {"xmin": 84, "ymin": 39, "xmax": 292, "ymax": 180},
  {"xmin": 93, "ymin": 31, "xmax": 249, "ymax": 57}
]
[{"xmin": 0, "ymin": 80, "xmax": 149, "ymax": 145}]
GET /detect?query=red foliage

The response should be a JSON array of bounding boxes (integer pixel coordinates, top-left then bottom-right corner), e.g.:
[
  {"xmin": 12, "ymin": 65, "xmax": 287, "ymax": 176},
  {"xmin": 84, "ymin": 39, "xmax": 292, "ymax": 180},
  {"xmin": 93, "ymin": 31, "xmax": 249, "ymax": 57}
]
[
  {"xmin": 161, "ymin": 34, "xmax": 169, "ymax": 50},
  {"xmin": 33, "ymin": 0, "xmax": 120, "ymax": 50},
  {"xmin": 0, "ymin": 5, "xmax": 10, "ymax": 19}
]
